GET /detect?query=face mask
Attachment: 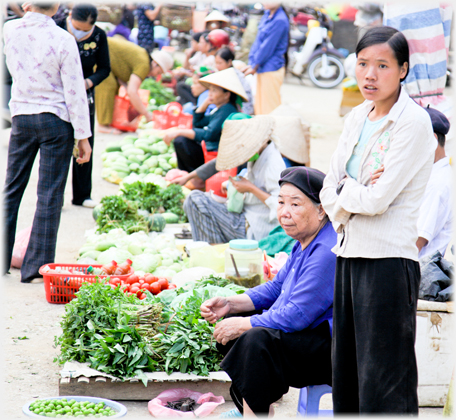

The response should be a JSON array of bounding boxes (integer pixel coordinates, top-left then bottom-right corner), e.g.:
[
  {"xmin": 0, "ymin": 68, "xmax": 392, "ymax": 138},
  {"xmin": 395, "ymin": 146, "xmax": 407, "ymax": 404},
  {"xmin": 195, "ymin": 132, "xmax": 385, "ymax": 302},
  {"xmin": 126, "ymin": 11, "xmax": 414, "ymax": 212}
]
[
  {"xmin": 249, "ymin": 153, "xmax": 260, "ymax": 162},
  {"xmin": 68, "ymin": 19, "xmax": 92, "ymax": 41}
]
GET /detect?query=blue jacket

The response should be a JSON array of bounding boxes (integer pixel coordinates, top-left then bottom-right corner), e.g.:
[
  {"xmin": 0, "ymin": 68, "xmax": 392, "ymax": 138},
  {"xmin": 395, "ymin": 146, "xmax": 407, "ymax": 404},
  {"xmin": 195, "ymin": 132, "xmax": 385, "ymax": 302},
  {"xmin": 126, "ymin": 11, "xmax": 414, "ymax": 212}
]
[
  {"xmin": 248, "ymin": 7, "xmax": 289, "ymax": 74},
  {"xmin": 245, "ymin": 222, "xmax": 337, "ymax": 334}
]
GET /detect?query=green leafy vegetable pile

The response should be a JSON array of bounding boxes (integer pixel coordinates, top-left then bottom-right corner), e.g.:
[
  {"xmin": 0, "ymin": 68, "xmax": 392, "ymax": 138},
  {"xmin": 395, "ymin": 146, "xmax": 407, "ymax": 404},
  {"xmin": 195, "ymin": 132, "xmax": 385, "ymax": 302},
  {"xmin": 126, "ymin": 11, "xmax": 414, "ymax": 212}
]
[
  {"xmin": 54, "ymin": 276, "xmax": 246, "ymax": 384},
  {"xmin": 140, "ymin": 78, "xmax": 176, "ymax": 107},
  {"xmin": 96, "ymin": 195, "xmax": 149, "ymax": 234},
  {"xmin": 120, "ymin": 181, "xmax": 186, "ymax": 221},
  {"xmin": 95, "ymin": 182, "xmax": 186, "ymax": 233}
]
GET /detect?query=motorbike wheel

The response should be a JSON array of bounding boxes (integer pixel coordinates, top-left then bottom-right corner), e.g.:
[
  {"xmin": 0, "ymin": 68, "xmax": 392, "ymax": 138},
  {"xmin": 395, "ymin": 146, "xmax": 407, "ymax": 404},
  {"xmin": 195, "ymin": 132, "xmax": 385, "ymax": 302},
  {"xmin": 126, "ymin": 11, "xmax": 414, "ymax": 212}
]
[{"xmin": 308, "ymin": 54, "xmax": 345, "ymax": 89}]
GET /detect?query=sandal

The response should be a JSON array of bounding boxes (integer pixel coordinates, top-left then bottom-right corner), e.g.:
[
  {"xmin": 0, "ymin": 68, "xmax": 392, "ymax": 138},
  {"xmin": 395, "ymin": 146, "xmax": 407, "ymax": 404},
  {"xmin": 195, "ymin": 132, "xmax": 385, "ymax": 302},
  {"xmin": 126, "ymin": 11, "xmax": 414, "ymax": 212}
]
[{"xmin": 220, "ymin": 408, "xmax": 242, "ymax": 418}]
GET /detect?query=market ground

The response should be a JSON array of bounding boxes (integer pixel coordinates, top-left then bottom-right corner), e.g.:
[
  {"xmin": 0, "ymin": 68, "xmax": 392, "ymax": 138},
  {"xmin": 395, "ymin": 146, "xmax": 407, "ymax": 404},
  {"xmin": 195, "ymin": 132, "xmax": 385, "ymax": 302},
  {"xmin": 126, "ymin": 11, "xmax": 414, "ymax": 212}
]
[{"xmin": 1, "ymin": 76, "xmax": 444, "ymax": 418}]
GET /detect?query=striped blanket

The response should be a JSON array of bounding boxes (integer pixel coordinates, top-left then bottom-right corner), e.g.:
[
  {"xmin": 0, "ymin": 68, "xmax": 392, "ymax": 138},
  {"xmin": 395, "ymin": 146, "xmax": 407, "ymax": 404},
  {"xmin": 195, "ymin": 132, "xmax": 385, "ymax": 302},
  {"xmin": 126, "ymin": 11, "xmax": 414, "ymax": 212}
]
[{"xmin": 384, "ymin": 3, "xmax": 452, "ymax": 116}]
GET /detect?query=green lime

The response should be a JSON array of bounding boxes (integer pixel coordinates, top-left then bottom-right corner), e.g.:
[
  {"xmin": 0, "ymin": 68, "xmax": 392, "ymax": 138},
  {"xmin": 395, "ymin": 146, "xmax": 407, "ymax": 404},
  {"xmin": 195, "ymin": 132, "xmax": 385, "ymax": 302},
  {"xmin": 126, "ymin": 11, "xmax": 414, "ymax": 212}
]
[{"xmin": 94, "ymin": 415, "xmax": 102, "ymax": 419}]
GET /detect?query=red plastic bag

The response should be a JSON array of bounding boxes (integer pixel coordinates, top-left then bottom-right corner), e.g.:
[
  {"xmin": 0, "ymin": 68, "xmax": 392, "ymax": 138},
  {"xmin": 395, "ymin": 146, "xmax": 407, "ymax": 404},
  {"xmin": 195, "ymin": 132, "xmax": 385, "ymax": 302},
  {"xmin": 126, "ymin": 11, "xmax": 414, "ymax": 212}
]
[
  {"xmin": 111, "ymin": 86, "xmax": 150, "ymax": 132},
  {"xmin": 11, "ymin": 226, "xmax": 32, "ymax": 268},
  {"xmin": 148, "ymin": 388, "xmax": 225, "ymax": 418}
]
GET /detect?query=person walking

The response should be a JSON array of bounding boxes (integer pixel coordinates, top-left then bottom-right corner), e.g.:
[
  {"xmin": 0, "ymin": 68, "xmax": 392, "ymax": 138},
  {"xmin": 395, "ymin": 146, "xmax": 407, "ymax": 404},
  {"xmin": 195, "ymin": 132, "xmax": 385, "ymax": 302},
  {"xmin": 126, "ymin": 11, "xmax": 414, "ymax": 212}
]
[
  {"xmin": 320, "ymin": 26, "xmax": 436, "ymax": 413},
  {"xmin": 3, "ymin": 3, "xmax": 91, "ymax": 282},
  {"xmin": 55, "ymin": 3, "xmax": 110, "ymax": 208},
  {"xmin": 242, "ymin": 3, "xmax": 289, "ymax": 115}
]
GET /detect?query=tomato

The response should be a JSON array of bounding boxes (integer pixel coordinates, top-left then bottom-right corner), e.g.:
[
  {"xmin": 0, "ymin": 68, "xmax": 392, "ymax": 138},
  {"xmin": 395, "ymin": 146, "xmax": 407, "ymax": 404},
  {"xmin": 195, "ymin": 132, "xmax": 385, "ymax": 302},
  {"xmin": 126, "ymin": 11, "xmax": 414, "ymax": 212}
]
[
  {"xmin": 167, "ymin": 283, "xmax": 177, "ymax": 289},
  {"xmin": 150, "ymin": 282, "xmax": 161, "ymax": 295},
  {"xmin": 158, "ymin": 278, "xmax": 169, "ymax": 290},
  {"xmin": 144, "ymin": 274, "xmax": 158, "ymax": 284},
  {"xmin": 130, "ymin": 282, "xmax": 141, "ymax": 289},
  {"xmin": 127, "ymin": 274, "xmax": 139, "ymax": 285},
  {"xmin": 138, "ymin": 293, "xmax": 147, "ymax": 300},
  {"xmin": 120, "ymin": 284, "xmax": 130, "ymax": 293},
  {"xmin": 128, "ymin": 292, "xmax": 136, "ymax": 296},
  {"xmin": 109, "ymin": 284, "xmax": 117, "ymax": 290},
  {"xmin": 136, "ymin": 289, "xmax": 143, "ymax": 298},
  {"xmin": 139, "ymin": 279, "xmax": 145, "ymax": 285},
  {"xmin": 109, "ymin": 277, "xmax": 120, "ymax": 286},
  {"xmin": 141, "ymin": 283, "xmax": 151, "ymax": 292},
  {"xmin": 130, "ymin": 286, "xmax": 140, "ymax": 294}
]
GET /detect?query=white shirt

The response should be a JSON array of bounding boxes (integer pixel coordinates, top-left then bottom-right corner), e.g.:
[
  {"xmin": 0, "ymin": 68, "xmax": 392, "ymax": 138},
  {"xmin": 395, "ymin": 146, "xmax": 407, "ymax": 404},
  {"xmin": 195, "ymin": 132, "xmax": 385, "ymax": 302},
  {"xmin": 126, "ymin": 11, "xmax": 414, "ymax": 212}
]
[
  {"xmin": 3, "ymin": 12, "xmax": 91, "ymax": 139},
  {"xmin": 244, "ymin": 142, "xmax": 286, "ymax": 241},
  {"xmin": 321, "ymin": 88, "xmax": 437, "ymax": 261},
  {"xmin": 418, "ymin": 156, "xmax": 453, "ymax": 259}
]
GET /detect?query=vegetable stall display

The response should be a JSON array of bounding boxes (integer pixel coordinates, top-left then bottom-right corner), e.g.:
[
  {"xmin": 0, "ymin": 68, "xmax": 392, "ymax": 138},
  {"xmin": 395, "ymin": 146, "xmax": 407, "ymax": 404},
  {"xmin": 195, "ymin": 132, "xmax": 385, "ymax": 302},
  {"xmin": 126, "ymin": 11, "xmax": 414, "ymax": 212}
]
[
  {"xmin": 77, "ymin": 230, "xmax": 187, "ymax": 280},
  {"xmin": 140, "ymin": 77, "xmax": 176, "ymax": 108},
  {"xmin": 54, "ymin": 276, "xmax": 246, "ymax": 384},
  {"xmin": 101, "ymin": 133, "xmax": 177, "ymax": 184}
]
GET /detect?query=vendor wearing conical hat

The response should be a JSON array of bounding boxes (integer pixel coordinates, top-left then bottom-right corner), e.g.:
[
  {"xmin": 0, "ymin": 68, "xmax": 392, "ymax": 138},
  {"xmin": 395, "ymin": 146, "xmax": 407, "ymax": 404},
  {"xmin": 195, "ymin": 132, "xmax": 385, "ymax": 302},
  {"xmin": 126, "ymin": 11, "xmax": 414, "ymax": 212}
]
[
  {"xmin": 171, "ymin": 112, "xmax": 310, "ymax": 189},
  {"xmin": 205, "ymin": 10, "xmax": 230, "ymax": 30},
  {"xmin": 162, "ymin": 68, "xmax": 248, "ymax": 173},
  {"xmin": 182, "ymin": 115, "xmax": 286, "ymax": 244}
]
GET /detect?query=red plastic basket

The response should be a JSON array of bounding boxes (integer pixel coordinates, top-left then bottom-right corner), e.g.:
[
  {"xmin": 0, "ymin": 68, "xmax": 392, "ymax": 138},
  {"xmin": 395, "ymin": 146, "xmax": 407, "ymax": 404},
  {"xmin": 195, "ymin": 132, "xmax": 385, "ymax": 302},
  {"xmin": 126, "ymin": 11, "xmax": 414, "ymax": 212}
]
[
  {"xmin": 39, "ymin": 263, "xmax": 133, "ymax": 304},
  {"xmin": 152, "ymin": 110, "xmax": 192, "ymax": 130},
  {"xmin": 111, "ymin": 88, "xmax": 150, "ymax": 132}
]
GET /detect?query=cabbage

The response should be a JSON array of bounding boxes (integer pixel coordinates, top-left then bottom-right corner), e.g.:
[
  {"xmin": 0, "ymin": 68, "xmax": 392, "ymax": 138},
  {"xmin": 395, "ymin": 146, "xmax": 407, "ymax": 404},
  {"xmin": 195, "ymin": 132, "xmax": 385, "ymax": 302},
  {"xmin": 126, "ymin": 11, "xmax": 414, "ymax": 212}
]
[
  {"xmin": 152, "ymin": 234, "xmax": 176, "ymax": 250},
  {"xmin": 131, "ymin": 254, "xmax": 161, "ymax": 273},
  {"xmin": 97, "ymin": 248, "xmax": 133, "ymax": 265}
]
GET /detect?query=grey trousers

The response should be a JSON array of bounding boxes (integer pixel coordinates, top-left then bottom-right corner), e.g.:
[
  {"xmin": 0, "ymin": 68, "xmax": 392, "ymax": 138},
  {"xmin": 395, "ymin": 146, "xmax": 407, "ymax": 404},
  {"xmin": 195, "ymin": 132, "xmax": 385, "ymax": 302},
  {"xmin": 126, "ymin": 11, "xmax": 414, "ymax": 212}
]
[{"xmin": 183, "ymin": 190, "xmax": 246, "ymax": 244}]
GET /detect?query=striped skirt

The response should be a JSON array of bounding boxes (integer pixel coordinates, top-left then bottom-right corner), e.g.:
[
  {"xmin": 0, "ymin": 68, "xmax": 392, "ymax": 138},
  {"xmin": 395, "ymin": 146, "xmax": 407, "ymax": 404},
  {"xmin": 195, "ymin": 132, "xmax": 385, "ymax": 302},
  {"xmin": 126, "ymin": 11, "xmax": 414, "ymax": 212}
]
[{"xmin": 183, "ymin": 190, "xmax": 246, "ymax": 244}]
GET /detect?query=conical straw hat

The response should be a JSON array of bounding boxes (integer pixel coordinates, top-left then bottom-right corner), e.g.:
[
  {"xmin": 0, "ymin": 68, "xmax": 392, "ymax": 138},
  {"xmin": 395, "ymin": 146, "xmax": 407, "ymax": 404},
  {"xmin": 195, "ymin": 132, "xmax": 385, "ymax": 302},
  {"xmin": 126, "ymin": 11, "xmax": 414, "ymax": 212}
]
[
  {"xmin": 215, "ymin": 116, "xmax": 274, "ymax": 171},
  {"xmin": 205, "ymin": 10, "xmax": 230, "ymax": 23},
  {"xmin": 269, "ymin": 106, "xmax": 311, "ymax": 165},
  {"xmin": 199, "ymin": 68, "xmax": 248, "ymax": 102}
]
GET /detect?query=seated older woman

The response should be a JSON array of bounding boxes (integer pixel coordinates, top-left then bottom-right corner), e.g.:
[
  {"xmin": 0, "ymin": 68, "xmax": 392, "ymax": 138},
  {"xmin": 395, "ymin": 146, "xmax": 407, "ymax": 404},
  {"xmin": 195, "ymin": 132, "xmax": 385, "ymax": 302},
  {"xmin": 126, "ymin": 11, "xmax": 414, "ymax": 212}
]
[{"xmin": 200, "ymin": 167, "xmax": 336, "ymax": 417}]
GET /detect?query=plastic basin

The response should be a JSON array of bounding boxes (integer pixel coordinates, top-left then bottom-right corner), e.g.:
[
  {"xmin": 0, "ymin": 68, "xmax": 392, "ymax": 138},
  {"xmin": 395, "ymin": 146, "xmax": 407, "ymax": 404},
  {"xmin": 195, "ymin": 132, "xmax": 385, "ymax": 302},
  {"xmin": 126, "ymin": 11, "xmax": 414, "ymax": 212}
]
[{"xmin": 22, "ymin": 396, "xmax": 127, "ymax": 418}]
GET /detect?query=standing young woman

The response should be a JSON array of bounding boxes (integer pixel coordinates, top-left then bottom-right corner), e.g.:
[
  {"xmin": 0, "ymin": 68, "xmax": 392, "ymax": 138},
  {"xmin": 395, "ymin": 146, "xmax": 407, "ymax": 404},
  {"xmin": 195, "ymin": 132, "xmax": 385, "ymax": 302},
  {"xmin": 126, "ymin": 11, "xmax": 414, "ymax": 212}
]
[
  {"xmin": 56, "ymin": 4, "xmax": 110, "ymax": 208},
  {"xmin": 320, "ymin": 27, "xmax": 436, "ymax": 413}
]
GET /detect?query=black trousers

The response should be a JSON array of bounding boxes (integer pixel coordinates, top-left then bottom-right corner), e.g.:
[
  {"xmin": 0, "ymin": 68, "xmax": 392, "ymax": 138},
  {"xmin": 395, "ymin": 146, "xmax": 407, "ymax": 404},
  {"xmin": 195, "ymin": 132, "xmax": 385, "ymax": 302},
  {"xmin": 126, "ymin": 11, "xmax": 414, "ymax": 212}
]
[
  {"xmin": 4, "ymin": 113, "xmax": 74, "ymax": 281},
  {"xmin": 217, "ymin": 315, "xmax": 332, "ymax": 415},
  {"xmin": 173, "ymin": 136, "xmax": 205, "ymax": 173},
  {"xmin": 177, "ymin": 81, "xmax": 197, "ymax": 106},
  {"xmin": 72, "ymin": 110, "xmax": 94, "ymax": 205},
  {"xmin": 332, "ymin": 257, "xmax": 420, "ymax": 414}
]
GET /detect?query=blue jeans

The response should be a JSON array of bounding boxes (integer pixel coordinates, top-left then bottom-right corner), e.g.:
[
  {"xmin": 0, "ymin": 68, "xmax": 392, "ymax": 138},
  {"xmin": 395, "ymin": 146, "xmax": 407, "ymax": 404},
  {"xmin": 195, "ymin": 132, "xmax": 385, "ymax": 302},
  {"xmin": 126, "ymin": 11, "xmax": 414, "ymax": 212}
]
[{"xmin": 4, "ymin": 113, "xmax": 74, "ymax": 281}]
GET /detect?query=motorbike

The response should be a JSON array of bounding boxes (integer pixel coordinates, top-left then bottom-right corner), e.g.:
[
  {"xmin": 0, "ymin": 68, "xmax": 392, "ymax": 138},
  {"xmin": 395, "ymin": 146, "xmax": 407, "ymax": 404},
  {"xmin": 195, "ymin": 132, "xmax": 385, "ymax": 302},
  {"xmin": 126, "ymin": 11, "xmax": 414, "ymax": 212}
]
[{"xmin": 289, "ymin": 7, "xmax": 345, "ymax": 89}]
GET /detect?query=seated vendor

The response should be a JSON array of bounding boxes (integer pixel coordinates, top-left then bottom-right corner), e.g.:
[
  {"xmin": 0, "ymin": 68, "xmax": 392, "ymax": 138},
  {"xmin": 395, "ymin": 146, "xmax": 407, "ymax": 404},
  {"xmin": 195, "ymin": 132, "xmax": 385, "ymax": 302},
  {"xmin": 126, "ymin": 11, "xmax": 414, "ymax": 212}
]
[
  {"xmin": 181, "ymin": 66, "xmax": 216, "ymax": 115},
  {"xmin": 200, "ymin": 167, "xmax": 336, "ymax": 417},
  {"xmin": 162, "ymin": 68, "xmax": 247, "ymax": 173},
  {"xmin": 183, "ymin": 115, "xmax": 286, "ymax": 243}
]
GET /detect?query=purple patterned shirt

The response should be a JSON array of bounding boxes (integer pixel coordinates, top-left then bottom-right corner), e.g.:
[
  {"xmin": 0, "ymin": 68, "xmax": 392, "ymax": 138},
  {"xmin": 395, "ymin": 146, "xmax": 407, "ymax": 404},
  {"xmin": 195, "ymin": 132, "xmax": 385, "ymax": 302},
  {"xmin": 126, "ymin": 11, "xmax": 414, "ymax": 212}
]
[{"xmin": 4, "ymin": 12, "xmax": 91, "ymax": 139}]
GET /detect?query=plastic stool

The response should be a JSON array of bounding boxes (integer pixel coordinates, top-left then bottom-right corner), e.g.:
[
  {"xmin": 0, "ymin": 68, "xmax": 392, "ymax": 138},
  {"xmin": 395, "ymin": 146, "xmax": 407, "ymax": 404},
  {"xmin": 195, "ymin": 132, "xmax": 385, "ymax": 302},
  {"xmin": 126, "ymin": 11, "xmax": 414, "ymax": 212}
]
[{"xmin": 297, "ymin": 384, "xmax": 333, "ymax": 417}]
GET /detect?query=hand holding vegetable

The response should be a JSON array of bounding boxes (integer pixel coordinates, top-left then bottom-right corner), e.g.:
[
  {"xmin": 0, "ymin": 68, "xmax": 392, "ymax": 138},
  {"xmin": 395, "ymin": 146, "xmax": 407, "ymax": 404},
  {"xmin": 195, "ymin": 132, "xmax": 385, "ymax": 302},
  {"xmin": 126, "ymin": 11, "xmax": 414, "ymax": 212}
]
[
  {"xmin": 77, "ymin": 138, "xmax": 92, "ymax": 164},
  {"xmin": 200, "ymin": 296, "xmax": 231, "ymax": 323},
  {"xmin": 213, "ymin": 317, "xmax": 252, "ymax": 345}
]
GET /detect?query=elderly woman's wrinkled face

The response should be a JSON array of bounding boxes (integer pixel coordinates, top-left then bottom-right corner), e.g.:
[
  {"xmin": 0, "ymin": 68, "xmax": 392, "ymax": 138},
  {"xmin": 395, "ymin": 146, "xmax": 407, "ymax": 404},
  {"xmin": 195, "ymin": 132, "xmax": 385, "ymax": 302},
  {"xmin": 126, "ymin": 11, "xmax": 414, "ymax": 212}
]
[{"xmin": 277, "ymin": 183, "xmax": 326, "ymax": 242}]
